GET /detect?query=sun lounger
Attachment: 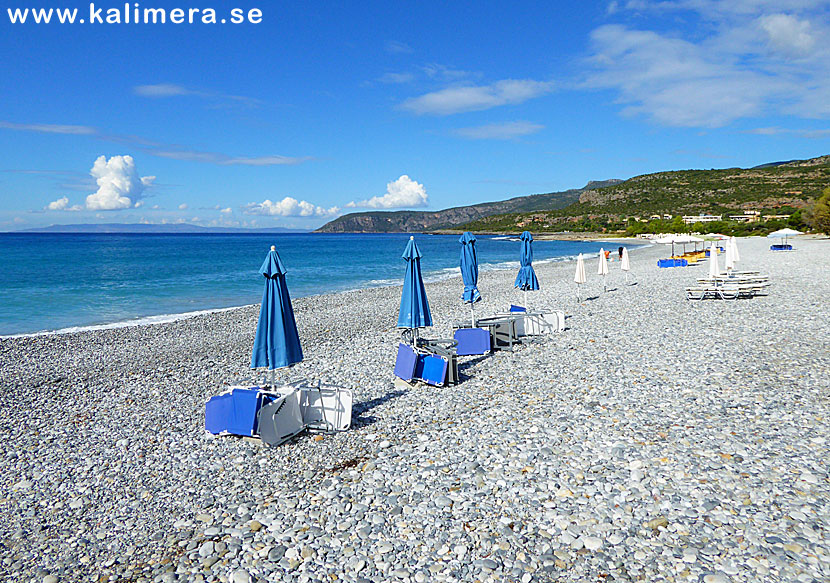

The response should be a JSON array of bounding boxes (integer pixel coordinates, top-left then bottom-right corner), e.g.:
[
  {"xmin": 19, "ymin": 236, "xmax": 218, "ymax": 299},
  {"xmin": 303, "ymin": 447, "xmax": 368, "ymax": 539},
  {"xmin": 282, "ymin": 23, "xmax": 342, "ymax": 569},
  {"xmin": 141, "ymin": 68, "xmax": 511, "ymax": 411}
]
[
  {"xmin": 476, "ymin": 315, "xmax": 519, "ymax": 351},
  {"xmin": 205, "ymin": 387, "xmax": 267, "ymax": 437},
  {"xmin": 257, "ymin": 388, "xmax": 305, "ymax": 447},
  {"xmin": 453, "ymin": 327, "xmax": 491, "ymax": 356},
  {"xmin": 395, "ymin": 340, "xmax": 458, "ymax": 386},
  {"xmin": 658, "ymin": 258, "xmax": 688, "ymax": 268},
  {"xmin": 417, "ymin": 338, "xmax": 459, "ymax": 385},
  {"xmin": 686, "ymin": 281, "xmax": 770, "ymax": 300},
  {"xmin": 495, "ymin": 310, "xmax": 565, "ymax": 335},
  {"xmin": 297, "ymin": 382, "xmax": 353, "ymax": 433},
  {"xmin": 394, "ymin": 343, "xmax": 418, "ymax": 381}
]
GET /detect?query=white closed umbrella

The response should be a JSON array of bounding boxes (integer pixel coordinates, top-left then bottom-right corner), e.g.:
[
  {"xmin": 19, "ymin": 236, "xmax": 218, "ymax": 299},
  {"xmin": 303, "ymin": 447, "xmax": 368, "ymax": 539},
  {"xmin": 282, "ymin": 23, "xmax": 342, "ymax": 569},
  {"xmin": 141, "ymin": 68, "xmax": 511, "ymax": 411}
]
[
  {"xmin": 708, "ymin": 242, "xmax": 720, "ymax": 278},
  {"xmin": 730, "ymin": 236, "xmax": 741, "ymax": 262},
  {"xmin": 597, "ymin": 248, "xmax": 609, "ymax": 292},
  {"xmin": 620, "ymin": 247, "xmax": 631, "ymax": 285},
  {"xmin": 724, "ymin": 238, "xmax": 735, "ymax": 271},
  {"xmin": 574, "ymin": 253, "xmax": 587, "ymax": 302}
]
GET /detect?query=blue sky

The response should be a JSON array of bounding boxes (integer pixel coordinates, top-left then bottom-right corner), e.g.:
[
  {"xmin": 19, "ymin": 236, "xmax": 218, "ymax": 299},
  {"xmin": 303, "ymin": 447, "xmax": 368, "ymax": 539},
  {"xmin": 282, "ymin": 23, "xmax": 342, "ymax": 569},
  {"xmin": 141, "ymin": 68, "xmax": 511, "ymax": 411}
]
[{"xmin": 2, "ymin": 0, "xmax": 829, "ymax": 230}]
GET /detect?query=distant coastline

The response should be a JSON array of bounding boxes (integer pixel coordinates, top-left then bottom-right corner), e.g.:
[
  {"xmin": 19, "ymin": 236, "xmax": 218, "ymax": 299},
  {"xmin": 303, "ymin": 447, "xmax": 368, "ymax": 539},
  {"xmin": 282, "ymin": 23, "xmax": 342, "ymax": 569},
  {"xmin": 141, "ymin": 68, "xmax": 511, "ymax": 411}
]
[{"xmin": 8, "ymin": 223, "xmax": 308, "ymax": 234}]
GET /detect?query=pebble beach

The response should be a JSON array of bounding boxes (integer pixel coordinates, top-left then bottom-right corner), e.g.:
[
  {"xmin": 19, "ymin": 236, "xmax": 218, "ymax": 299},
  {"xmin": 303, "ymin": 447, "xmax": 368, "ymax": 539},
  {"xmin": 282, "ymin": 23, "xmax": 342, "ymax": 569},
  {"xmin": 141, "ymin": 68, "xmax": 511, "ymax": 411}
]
[{"xmin": 1, "ymin": 236, "xmax": 828, "ymax": 583}]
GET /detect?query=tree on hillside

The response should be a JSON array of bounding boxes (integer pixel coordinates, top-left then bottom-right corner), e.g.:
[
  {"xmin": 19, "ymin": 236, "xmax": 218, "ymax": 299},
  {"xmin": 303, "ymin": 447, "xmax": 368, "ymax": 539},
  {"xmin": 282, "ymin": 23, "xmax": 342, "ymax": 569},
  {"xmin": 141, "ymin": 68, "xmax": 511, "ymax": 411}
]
[{"xmin": 808, "ymin": 187, "xmax": 830, "ymax": 235}]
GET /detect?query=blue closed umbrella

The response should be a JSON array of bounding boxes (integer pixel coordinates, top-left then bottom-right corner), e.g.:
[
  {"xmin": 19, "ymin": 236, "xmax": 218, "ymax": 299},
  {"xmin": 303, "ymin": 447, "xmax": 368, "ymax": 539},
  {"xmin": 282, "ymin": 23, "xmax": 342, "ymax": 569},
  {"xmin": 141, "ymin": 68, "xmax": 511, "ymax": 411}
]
[
  {"xmin": 514, "ymin": 231, "xmax": 540, "ymax": 306},
  {"xmin": 251, "ymin": 245, "xmax": 303, "ymax": 383},
  {"xmin": 459, "ymin": 231, "xmax": 481, "ymax": 327},
  {"xmin": 397, "ymin": 236, "xmax": 432, "ymax": 340}
]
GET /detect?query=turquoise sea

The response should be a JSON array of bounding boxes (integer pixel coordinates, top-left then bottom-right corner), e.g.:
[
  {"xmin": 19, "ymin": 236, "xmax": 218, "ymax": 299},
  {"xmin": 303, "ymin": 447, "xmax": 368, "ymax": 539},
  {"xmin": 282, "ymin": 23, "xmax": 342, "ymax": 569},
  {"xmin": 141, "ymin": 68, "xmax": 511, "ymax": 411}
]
[{"xmin": 0, "ymin": 233, "xmax": 618, "ymax": 336}]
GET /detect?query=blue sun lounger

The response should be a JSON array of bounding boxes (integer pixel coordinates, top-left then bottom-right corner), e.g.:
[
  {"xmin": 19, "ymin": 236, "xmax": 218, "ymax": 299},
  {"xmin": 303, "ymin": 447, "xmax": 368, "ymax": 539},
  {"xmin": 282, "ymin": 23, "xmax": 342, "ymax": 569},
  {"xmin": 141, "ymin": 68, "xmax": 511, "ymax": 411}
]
[{"xmin": 204, "ymin": 387, "xmax": 265, "ymax": 436}]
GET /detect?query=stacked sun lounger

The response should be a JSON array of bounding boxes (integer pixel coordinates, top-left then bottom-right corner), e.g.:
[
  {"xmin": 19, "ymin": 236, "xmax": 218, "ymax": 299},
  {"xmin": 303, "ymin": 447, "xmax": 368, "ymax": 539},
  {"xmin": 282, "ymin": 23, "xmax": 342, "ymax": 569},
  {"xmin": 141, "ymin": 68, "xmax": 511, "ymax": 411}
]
[
  {"xmin": 685, "ymin": 272, "xmax": 771, "ymax": 300},
  {"xmin": 204, "ymin": 382, "xmax": 352, "ymax": 446},
  {"xmin": 493, "ymin": 308, "xmax": 565, "ymax": 337},
  {"xmin": 394, "ymin": 340, "xmax": 459, "ymax": 386}
]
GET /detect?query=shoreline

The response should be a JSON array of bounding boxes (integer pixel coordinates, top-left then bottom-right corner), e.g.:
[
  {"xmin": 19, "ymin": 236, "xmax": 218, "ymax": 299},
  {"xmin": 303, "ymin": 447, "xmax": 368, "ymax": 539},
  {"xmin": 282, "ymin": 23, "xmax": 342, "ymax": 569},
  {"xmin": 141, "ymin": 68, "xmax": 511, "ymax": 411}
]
[{"xmin": 1, "ymin": 242, "xmax": 651, "ymax": 339}]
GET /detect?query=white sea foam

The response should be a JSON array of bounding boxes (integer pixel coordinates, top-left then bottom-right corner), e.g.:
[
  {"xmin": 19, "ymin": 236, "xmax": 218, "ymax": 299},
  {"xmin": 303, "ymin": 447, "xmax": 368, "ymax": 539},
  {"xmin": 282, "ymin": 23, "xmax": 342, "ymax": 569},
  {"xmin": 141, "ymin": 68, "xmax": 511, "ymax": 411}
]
[{"xmin": 1, "ymin": 306, "xmax": 245, "ymax": 339}]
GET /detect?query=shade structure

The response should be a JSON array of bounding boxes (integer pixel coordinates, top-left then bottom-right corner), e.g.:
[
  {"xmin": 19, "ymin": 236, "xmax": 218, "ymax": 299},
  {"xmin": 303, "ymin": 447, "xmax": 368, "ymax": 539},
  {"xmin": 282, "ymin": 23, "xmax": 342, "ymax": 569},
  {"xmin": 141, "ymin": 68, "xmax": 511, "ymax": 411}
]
[
  {"xmin": 724, "ymin": 238, "xmax": 736, "ymax": 271},
  {"xmin": 708, "ymin": 243, "xmax": 720, "ymax": 278},
  {"xmin": 459, "ymin": 231, "xmax": 480, "ymax": 328},
  {"xmin": 514, "ymin": 231, "xmax": 540, "ymax": 291},
  {"xmin": 597, "ymin": 248, "xmax": 609, "ymax": 292},
  {"xmin": 597, "ymin": 248, "xmax": 609, "ymax": 276},
  {"xmin": 397, "ymin": 236, "xmax": 433, "ymax": 331},
  {"xmin": 768, "ymin": 228, "xmax": 803, "ymax": 238},
  {"xmin": 459, "ymin": 231, "xmax": 481, "ymax": 304},
  {"xmin": 574, "ymin": 253, "xmax": 587, "ymax": 301},
  {"xmin": 730, "ymin": 236, "xmax": 741, "ymax": 262},
  {"xmin": 620, "ymin": 247, "xmax": 631, "ymax": 272},
  {"xmin": 768, "ymin": 228, "xmax": 803, "ymax": 248},
  {"xmin": 251, "ymin": 245, "xmax": 303, "ymax": 371}
]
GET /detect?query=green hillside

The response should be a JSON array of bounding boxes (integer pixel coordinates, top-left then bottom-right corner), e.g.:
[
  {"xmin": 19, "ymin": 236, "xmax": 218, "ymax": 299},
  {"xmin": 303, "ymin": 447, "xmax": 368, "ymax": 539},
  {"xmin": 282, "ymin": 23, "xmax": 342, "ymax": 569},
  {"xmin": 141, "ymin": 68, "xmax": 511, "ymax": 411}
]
[{"xmin": 460, "ymin": 155, "xmax": 829, "ymax": 233}]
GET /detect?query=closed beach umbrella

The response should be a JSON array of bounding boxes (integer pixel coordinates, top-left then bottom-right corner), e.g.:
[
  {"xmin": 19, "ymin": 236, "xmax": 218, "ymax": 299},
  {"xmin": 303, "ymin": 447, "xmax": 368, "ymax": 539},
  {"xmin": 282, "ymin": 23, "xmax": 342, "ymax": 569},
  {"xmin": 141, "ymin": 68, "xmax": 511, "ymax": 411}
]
[
  {"xmin": 597, "ymin": 248, "xmax": 609, "ymax": 292},
  {"xmin": 574, "ymin": 253, "xmax": 587, "ymax": 302},
  {"xmin": 708, "ymin": 242, "xmax": 720, "ymax": 278},
  {"xmin": 514, "ymin": 231, "xmax": 540, "ymax": 309},
  {"xmin": 620, "ymin": 247, "xmax": 631, "ymax": 284},
  {"xmin": 398, "ymin": 236, "xmax": 432, "ymax": 341},
  {"xmin": 459, "ymin": 231, "xmax": 481, "ymax": 327},
  {"xmin": 724, "ymin": 238, "xmax": 736, "ymax": 272},
  {"xmin": 730, "ymin": 236, "xmax": 741, "ymax": 262},
  {"xmin": 251, "ymin": 245, "xmax": 303, "ymax": 385}
]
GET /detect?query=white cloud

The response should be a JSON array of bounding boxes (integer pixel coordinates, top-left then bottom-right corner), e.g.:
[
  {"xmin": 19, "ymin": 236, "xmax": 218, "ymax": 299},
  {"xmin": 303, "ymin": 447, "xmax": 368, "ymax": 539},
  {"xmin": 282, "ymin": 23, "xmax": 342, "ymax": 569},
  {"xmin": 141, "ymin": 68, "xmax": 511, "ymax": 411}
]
[
  {"xmin": 0, "ymin": 120, "xmax": 96, "ymax": 135},
  {"xmin": 400, "ymin": 79, "xmax": 555, "ymax": 115},
  {"xmin": 178, "ymin": 203, "xmax": 188, "ymax": 210},
  {"xmin": 45, "ymin": 196, "xmax": 82, "ymax": 211},
  {"xmin": 584, "ymin": 25, "xmax": 778, "ymax": 127},
  {"xmin": 386, "ymin": 41, "xmax": 413, "ymax": 54},
  {"xmin": 220, "ymin": 207, "xmax": 232, "ymax": 213},
  {"xmin": 349, "ymin": 175, "xmax": 428, "ymax": 209},
  {"xmin": 379, "ymin": 72, "xmax": 416, "ymax": 84},
  {"xmin": 151, "ymin": 150, "xmax": 311, "ymax": 166},
  {"xmin": 85, "ymin": 155, "xmax": 155, "ymax": 211},
  {"xmin": 453, "ymin": 121, "xmax": 544, "ymax": 140},
  {"xmin": 134, "ymin": 83, "xmax": 192, "ymax": 97},
  {"xmin": 587, "ymin": 2, "xmax": 830, "ymax": 126},
  {"xmin": 243, "ymin": 196, "xmax": 339, "ymax": 217},
  {"xmin": 760, "ymin": 13, "xmax": 815, "ymax": 57},
  {"xmin": 133, "ymin": 83, "xmax": 262, "ymax": 107}
]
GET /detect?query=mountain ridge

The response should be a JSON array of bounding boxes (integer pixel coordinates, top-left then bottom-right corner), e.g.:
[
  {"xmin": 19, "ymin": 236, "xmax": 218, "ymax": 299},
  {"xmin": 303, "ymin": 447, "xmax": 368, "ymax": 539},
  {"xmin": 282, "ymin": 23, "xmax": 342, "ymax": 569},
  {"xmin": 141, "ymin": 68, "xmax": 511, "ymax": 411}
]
[{"xmin": 315, "ymin": 180, "xmax": 621, "ymax": 233}]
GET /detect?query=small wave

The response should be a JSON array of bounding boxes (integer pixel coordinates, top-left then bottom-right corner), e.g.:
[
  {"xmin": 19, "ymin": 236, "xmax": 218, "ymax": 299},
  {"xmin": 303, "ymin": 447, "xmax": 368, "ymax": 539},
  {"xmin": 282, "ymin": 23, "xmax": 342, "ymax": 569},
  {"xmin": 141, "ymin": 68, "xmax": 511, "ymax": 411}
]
[{"xmin": 1, "ymin": 306, "xmax": 245, "ymax": 339}]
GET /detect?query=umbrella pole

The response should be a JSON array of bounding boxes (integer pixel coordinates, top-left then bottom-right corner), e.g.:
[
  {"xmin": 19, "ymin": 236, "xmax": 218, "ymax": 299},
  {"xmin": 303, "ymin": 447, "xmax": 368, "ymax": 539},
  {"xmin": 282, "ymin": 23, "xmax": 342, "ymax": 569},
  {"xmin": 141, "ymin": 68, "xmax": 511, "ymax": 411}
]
[{"xmin": 470, "ymin": 303, "xmax": 475, "ymax": 328}]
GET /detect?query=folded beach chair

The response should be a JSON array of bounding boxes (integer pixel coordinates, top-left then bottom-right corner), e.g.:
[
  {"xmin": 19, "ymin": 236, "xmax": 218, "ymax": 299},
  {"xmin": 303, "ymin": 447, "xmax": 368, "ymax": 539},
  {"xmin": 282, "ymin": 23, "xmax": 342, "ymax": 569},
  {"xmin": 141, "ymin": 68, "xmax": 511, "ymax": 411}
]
[
  {"xmin": 204, "ymin": 387, "xmax": 266, "ymax": 437},
  {"xmin": 257, "ymin": 388, "xmax": 305, "ymax": 447},
  {"xmin": 394, "ymin": 343, "xmax": 418, "ymax": 381},
  {"xmin": 476, "ymin": 315, "xmax": 519, "ymax": 351},
  {"xmin": 297, "ymin": 382, "xmax": 353, "ymax": 432},
  {"xmin": 453, "ymin": 327, "xmax": 491, "ymax": 356}
]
